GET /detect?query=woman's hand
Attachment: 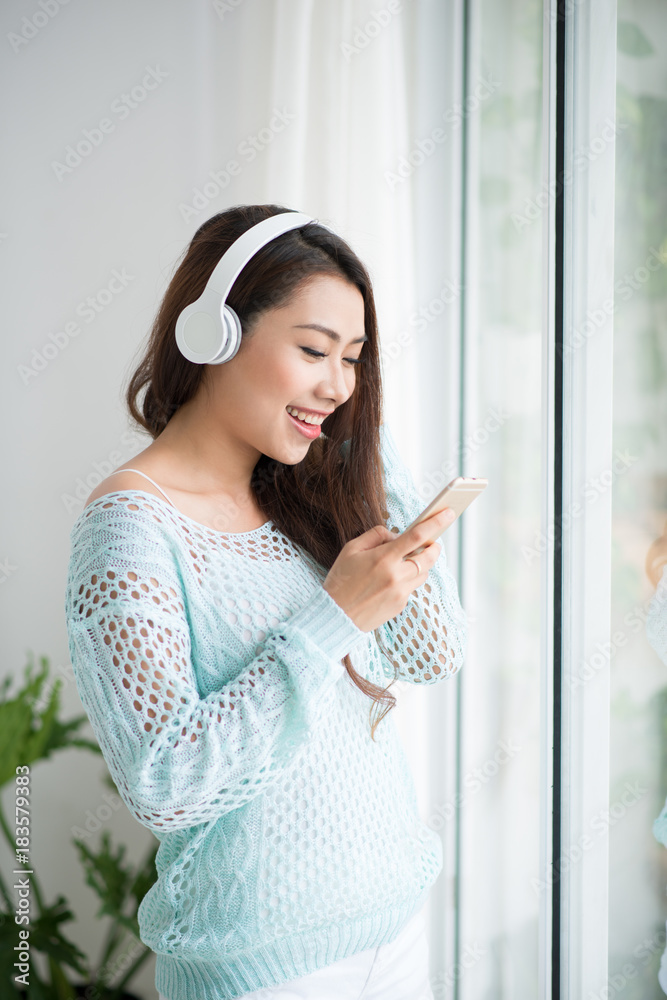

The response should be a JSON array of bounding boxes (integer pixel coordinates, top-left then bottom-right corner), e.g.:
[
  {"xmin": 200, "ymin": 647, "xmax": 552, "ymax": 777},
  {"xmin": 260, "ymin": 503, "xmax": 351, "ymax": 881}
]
[{"xmin": 323, "ymin": 507, "xmax": 456, "ymax": 632}]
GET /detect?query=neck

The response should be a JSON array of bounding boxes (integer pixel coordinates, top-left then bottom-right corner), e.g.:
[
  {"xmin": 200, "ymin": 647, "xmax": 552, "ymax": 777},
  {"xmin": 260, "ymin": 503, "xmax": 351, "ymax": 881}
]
[{"xmin": 149, "ymin": 396, "xmax": 260, "ymax": 502}]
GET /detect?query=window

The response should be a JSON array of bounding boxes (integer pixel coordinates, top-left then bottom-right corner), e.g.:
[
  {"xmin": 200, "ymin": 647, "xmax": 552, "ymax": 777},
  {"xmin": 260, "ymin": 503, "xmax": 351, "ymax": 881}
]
[{"xmin": 417, "ymin": 1, "xmax": 667, "ymax": 996}]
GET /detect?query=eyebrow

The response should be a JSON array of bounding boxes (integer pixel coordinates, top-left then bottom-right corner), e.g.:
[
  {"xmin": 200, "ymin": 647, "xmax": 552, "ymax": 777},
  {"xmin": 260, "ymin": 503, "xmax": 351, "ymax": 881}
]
[{"xmin": 292, "ymin": 323, "xmax": 368, "ymax": 345}]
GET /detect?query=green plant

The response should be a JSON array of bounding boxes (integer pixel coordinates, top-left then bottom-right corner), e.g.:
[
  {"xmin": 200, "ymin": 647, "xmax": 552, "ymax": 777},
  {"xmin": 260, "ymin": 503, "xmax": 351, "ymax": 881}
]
[{"xmin": 0, "ymin": 654, "xmax": 158, "ymax": 999}]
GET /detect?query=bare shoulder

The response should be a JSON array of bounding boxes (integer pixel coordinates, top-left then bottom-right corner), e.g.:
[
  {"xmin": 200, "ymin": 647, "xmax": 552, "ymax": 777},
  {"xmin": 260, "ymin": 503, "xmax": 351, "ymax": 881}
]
[{"xmin": 83, "ymin": 467, "xmax": 166, "ymax": 509}]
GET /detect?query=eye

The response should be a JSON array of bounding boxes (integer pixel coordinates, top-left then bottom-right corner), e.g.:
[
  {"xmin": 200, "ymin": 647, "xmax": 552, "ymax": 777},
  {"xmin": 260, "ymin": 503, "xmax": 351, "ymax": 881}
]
[{"xmin": 300, "ymin": 347, "xmax": 365, "ymax": 366}]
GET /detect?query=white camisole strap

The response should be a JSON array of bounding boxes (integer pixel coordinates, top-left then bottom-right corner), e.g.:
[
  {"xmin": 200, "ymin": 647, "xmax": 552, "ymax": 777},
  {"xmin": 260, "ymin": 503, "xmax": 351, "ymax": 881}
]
[{"xmin": 106, "ymin": 468, "xmax": 177, "ymax": 509}]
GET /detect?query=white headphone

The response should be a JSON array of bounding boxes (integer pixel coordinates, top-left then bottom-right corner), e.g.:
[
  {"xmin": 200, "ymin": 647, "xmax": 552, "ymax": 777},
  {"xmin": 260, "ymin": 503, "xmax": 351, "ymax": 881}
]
[{"xmin": 175, "ymin": 211, "xmax": 322, "ymax": 365}]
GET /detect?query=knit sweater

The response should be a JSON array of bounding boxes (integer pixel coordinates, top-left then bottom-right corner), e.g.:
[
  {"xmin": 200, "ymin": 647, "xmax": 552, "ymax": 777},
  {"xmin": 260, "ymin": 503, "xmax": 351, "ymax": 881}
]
[{"xmin": 64, "ymin": 422, "xmax": 467, "ymax": 1000}]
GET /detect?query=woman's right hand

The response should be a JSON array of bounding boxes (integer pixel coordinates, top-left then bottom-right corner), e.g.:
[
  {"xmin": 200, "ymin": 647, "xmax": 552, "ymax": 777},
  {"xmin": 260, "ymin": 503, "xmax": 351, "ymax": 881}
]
[{"xmin": 322, "ymin": 507, "xmax": 457, "ymax": 632}]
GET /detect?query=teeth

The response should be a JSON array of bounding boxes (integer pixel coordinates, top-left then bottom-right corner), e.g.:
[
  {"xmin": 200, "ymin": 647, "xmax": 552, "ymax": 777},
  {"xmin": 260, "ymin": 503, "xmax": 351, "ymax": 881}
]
[{"xmin": 286, "ymin": 406, "xmax": 325, "ymax": 426}]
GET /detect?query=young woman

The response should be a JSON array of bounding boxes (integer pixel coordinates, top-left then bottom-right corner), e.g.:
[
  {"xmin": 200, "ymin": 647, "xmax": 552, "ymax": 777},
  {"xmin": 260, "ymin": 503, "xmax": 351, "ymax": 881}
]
[{"xmin": 64, "ymin": 204, "xmax": 468, "ymax": 1000}]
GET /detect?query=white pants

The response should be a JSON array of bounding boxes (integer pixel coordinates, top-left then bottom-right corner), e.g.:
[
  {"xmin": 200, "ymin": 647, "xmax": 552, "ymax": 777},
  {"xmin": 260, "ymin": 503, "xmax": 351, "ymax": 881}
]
[{"xmin": 158, "ymin": 907, "xmax": 434, "ymax": 1000}]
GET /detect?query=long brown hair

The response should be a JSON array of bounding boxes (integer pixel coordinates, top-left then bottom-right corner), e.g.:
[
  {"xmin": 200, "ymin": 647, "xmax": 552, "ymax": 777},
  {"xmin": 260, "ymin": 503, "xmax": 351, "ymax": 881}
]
[{"xmin": 125, "ymin": 203, "xmax": 401, "ymax": 739}]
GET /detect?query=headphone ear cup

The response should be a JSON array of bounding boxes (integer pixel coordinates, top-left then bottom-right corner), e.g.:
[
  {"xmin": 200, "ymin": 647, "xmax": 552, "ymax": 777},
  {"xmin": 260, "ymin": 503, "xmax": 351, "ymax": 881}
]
[
  {"xmin": 205, "ymin": 304, "xmax": 242, "ymax": 364},
  {"xmin": 176, "ymin": 212, "xmax": 317, "ymax": 364},
  {"xmin": 215, "ymin": 305, "xmax": 242, "ymax": 364}
]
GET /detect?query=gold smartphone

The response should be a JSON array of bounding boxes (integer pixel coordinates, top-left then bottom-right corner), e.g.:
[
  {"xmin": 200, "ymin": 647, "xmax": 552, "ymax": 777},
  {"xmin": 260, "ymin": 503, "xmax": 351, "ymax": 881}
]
[{"xmin": 402, "ymin": 476, "xmax": 488, "ymax": 557}]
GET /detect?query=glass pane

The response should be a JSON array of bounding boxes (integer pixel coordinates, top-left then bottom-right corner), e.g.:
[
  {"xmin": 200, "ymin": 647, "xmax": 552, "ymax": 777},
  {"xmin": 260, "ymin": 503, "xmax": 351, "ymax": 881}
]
[
  {"xmin": 458, "ymin": 1, "xmax": 545, "ymax": 996},
  {"xmin": 609, "ymin": 0, "xmax": 667, "ymax": 995}
]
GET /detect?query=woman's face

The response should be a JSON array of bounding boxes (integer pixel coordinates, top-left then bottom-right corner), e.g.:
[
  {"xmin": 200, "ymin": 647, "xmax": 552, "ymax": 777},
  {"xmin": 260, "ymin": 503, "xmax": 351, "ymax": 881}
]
[{"xmin": 204, "ymin": 274, "xmax": 367, "ymax": 464}]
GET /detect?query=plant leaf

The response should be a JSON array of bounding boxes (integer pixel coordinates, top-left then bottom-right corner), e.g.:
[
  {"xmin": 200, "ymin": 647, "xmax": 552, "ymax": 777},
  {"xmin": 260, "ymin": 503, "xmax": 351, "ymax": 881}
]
[
  {"xmin": 0, "ymin": 655, "xmax": 100, "ymax": 788},
  {"xmin": 73, "ymin": 831, "xmax": 131, "ymax": 917},
  {"xmin": 24, "ymin": 895, "xmax": 89, "ymax": 976}
]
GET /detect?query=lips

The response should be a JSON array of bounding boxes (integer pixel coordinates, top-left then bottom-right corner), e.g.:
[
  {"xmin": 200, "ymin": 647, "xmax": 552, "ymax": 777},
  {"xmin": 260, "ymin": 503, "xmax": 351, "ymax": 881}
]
[{"xmin": 286, "ymin": 409, "xmax": 322, "ymax": 439}]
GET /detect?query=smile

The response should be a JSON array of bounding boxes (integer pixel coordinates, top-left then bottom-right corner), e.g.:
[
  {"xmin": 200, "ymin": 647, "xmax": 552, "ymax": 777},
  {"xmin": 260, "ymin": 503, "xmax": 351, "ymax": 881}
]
[
  {"xmin": 285, "ymin": 407, "xmax": 323, "ymax": 439},
  {"xmin": 286, "ymin": 406, "xmax": 326, "ymax": 425}
]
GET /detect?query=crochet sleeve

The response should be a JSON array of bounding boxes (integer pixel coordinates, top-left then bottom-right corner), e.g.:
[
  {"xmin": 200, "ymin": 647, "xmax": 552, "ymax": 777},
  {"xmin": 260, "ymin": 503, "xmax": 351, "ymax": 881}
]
[
  {"xmin": 375, "ymin": 423, "xmax": 468, "ymax": 685},
  {"xmin": 64, "ymin": 502, "xmax": 364, "ymax": 834}
]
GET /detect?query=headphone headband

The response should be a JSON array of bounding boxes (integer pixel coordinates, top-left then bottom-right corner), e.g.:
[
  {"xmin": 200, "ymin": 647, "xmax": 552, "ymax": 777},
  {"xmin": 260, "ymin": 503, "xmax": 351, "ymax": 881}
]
[
  {"xmin": 205, "ymin": 211, "xmax": 316, "ymax": 301},
  {"xmin": 175, "ymin": 210, "xmax": 329, "ymax": 365}
]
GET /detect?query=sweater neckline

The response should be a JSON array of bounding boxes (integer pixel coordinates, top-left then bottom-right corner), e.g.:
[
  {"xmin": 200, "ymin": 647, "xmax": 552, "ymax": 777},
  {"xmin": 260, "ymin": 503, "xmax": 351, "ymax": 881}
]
[{"xmin": 81, "ymin": 489, "xmax": 274, "ymax": 540}]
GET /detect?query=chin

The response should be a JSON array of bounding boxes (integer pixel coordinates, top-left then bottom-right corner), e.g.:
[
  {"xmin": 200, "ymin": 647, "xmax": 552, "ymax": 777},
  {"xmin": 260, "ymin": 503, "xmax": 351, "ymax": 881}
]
[{"xmin": 260, "ymin": 440, "xmax": 309, "ymax": 467}]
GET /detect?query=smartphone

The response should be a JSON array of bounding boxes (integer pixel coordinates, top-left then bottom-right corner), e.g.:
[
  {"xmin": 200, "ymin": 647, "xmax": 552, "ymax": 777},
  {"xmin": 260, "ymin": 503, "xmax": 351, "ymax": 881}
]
[{"xmin": 401, "ymin": 476, "xmax": 488, "ymax": 557}]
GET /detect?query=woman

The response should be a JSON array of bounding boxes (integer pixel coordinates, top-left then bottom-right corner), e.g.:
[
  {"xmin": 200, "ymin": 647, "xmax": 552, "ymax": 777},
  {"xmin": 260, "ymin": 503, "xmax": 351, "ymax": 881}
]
[{"xmin": 64, "ymin": 204, "xmax": 468, "ymax": 999}]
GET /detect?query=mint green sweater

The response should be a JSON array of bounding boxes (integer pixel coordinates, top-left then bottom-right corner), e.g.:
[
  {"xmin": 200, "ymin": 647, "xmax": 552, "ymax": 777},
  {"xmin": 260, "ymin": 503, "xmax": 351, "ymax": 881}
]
[{"xmin": 64, "ymin": 423, "xmax": 467, "ymax": 999}]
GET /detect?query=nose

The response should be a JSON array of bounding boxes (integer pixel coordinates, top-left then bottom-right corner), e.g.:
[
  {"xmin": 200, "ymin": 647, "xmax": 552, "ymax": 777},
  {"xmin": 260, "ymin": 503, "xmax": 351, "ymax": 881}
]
[{"xmin": 318, "ymin": 360, "xmax": 354, "ymax": 406}]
